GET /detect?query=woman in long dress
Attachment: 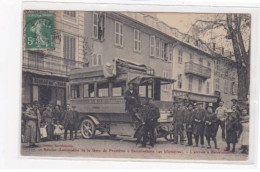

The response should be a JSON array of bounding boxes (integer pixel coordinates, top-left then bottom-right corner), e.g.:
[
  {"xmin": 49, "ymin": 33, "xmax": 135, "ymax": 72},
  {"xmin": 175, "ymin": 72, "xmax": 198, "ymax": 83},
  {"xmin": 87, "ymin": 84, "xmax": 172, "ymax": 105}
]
[{"xmin": 239, "ymin": 109, "xmax": 249, "ymax": 154}]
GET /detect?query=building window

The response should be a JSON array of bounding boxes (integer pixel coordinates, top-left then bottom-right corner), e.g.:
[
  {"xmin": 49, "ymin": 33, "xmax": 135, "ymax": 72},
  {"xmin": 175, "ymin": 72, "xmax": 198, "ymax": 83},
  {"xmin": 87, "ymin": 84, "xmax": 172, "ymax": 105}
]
[
  {"xmin": 169, "ymin": 45, "xmax": 173, "ymax": 62},
  {"xmin": 198, "ymin": 79, "xmax": 202, "ymax": 92},
  {"xmin": 115, "ymin": 21, "xmax": 123, "ymax": 47},
  {"xmin": 208, "ymin": 61, "xmax": 211, "ymax": 67},
  {"xmin": 97, "ymin": 83, "xmax": 109, "ymax": 97},
  {"xmin": 196, "ymin": 40, "xmax": 201, "ymax": 47},
  {"xmin": 206, "ymin": 82, "xmax": 210, "ymax": 94},
  {"xmin": 215, "ymin": 78, "xmax": 220, "ymax": 90},
  {"xmin": 189, "ymin": 53, "xmax": 193, "ymax": 62},
  {"xmin": 63, "ymin": 35, "xmax": 76, "ymax": 60},
  {"xmin": 83, "ymin": 83, "xmax": 95, "ymax": 98},
  {"xmin": 230, "ymin": 81, "xmax": 235, "ymax": 95},
  {"xmin": 177, "ymin": 74, "xmax": 182, "ymax": 89},
  {"xmin": 163, "ymin": 71, "xmax": 170, "ymax": 90},
  {"xmin": 134, "ymin": 29, "xmax": 141, "ymax": 52},
  {"xmin": 188, "ymin": 76, "xmax": 193, "ymax": 91},
  {"xmin": 93, "ymin": 12, "xmax": 105, "ymax": 40},
  {"xmin": 178, "ymin": 50, "xmax": 183, "ymax": 64},
  {"xmin": 156, "ymin": 38, "xmax": 160, "ymax": 58},
  {"xmin": 92, "ymin": 54, "xmax": 102, "ymax": 66},
  {"xmin": 224, "ymin": 80, "xmax": 228, "ymax": 94},
  {"xmin": 165, "ymin": 44, "xmax": 169, "ymax": 61},
  {"xmin": 160, "ymin": 40, "xmax": 165, "ymax": 60},
  {"xmin": 150, "ymin": 36, "xmax": 155, "ymax": 57},
  {"xmin": 64, "ymin": 11, "xmax": 76, "ymax": 18},
  {"xmin": 199, "ymin": 57, "xmax": 203, "ymax": 66},
  {"xmin": 71, "ymin": 85, "xmax": 80, "ymax": 99},
  {"xmin": 216, "ymin": 60, "xmax": 220, "ymax": 71}
]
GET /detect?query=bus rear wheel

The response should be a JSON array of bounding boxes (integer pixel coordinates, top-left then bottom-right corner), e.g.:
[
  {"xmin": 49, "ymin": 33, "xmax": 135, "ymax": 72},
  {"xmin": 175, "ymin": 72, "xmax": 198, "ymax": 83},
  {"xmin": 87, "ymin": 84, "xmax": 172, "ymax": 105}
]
[{"xmin": 81, "ymin": 119, "xmax": 96, "ymax": 139}]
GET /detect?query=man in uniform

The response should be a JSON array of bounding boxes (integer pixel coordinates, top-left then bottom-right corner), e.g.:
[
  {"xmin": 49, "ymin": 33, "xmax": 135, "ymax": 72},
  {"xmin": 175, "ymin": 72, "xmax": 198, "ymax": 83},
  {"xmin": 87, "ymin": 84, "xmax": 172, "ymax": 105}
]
[
  {"xmin": 42, "ymin": 104, "xmax": 54, "ymax": 141},
  {"xmin": 185, "ymin": 103, "xmax": 194, "ymax": 146},
  {"xmin": 173, "ymin": 100, "xmax": 185, "ymax": 145},
  {"xmin": 24, "ymin": 101, "xmax": 41, "ymax": 148},
  {"xmin": 215, "ymin": 100, "xmax": 227, "ymax": 140},
  {"xmin": 124, "ymin": 83, "xmax": 141, "ymax": 123},
  {"xmin": 192, "ymin": 102, "xmax": 206, "ymax": 147},
  {"xmin": 62, "ymin": 104, "xmax": 78, "ymax": 140},
  {"xmin": 139, "ymin": 98, "xmax": 160, "ymax": 148}
]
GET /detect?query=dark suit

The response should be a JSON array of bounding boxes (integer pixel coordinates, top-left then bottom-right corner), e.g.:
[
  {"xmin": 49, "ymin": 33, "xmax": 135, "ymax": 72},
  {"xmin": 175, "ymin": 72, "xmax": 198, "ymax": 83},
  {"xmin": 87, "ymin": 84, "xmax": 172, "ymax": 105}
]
[
  {"xmin": 140, "ymin": 103, "xmax": 160, "ymax": 147},
  {"xmin": 62, "ymin": 110, "xmax": 79, "ymax": 140},
  {"xmin": 124, "ymin": 89, "xmax": 141, "ymax": 122},
  {"xmin": 185, "ymin": 109, "xmax": 194, "ymax": 146},
  {"xmin": 173, "ymin": 106, "xmax": 185, "ymax": 144},
  {"xmin": 192, "ymin": 108, "xmax": 206, "ymax": 146}
]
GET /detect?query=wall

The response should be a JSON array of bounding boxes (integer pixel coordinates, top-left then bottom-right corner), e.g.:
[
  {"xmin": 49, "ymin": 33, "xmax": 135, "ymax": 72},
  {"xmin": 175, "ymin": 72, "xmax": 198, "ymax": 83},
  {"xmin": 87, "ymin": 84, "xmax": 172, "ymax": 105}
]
[
  {"xmin": 172, "ymin": 44, "xmax": 214, "ymax": 96},
  {"xmin": 83, "ymin": 12, "xmax": 173, "ymax": 101}
]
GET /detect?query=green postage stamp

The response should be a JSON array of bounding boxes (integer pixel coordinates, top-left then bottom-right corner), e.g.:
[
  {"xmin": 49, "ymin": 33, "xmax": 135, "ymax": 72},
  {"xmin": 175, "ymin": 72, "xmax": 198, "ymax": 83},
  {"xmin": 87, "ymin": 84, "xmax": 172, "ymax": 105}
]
[{"xmin": 25, "ymin": 12, "xmax": 55, "ymax": 49}]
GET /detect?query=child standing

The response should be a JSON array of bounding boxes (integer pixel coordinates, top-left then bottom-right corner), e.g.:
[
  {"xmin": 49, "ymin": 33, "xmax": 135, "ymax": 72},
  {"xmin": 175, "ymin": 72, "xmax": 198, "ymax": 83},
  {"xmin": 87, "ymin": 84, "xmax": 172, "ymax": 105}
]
[
  {"xmin": 239, "ymin": 109, "xmax": 249, "ymax": 154},
  {"xmin": 53, "ymin": 121, "xmax": 63, "ymax": 140},
  {"xmin": 40, "ymin": 121, "xmax": 48, "ymax": 142}
]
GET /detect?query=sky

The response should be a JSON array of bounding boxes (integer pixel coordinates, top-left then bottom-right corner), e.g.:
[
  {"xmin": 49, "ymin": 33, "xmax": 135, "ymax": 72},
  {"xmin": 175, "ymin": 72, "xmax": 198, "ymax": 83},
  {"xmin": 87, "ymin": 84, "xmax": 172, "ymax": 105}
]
[
  {"xmin": 148, "ymin": 12, "xmax": 205, "ymax": 34},
  {"xmin": 147, "ymin": 12, "xmax": 235, "ymax": 53}
]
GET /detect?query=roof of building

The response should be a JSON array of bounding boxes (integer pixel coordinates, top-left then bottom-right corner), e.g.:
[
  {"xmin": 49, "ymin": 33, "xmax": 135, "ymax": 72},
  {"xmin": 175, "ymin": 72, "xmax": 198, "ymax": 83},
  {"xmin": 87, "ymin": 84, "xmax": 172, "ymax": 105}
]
[{"xmin": 119, "ymin": 12, "xmax": 235, "ymax": 64}]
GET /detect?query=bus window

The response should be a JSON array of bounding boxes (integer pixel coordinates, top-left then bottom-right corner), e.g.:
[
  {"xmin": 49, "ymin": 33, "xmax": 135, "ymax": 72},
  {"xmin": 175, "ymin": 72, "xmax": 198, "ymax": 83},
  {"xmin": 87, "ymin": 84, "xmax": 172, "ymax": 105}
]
[
  {"xmin": 148, "ymin": 85, "xmax": 153, "ymax": 98},
  {"xmin": 139, "ymin": 85, "xmax": 146, "ymax": 97},
  {"xmin": 112, "ymin": 81, "xmax": 125, "ymax": 97},
  {"xmin": 71, "ymin": 85, "xmax": 80, "ymax": 99},
  {"xmin": 97, "ymin": 83, "xmax": 109, "ymax": 97},
  {"xmin": 83, "ymin": 83, "xmax": 95, "ymax": 98}
]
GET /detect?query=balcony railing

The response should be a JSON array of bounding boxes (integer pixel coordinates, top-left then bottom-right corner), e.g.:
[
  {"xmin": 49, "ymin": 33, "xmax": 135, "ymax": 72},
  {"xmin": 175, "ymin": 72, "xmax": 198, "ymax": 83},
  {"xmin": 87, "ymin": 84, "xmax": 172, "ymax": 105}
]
[
  {"xmin": 184, "ymin": 61, "xmax": 211, "ymax": 79},
  {"xmin": 22, "ymin": 51, "xmax": 85, "ymax": 76}
]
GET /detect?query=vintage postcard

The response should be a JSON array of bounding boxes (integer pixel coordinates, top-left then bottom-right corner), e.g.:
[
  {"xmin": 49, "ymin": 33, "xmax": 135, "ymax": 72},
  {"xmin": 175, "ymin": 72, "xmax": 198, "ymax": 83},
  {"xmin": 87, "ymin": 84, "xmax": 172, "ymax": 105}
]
[{"xmin": 21, "ymin": 10, "xmax": 251, "ymax": 161}]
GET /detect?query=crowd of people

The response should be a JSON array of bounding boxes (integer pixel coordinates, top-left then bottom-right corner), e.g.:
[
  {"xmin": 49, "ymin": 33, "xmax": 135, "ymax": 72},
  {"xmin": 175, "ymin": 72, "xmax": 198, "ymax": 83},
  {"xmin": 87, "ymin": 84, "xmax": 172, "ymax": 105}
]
[
  {"xmin": 21, "ymin": 83, "xmax": 249, "ymax": 155},
  {"xmin": 170, "ymin": 99, "xmax": 249, "ymax": 154},
  {"xmin": 21, "ymin": 102, "xmax": 79, "ymax": 148}
]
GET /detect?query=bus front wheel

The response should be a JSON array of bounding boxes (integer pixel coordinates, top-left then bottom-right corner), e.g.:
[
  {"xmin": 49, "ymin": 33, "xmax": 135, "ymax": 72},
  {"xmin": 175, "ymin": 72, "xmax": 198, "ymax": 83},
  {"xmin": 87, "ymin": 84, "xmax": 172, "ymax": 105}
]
[{"xmin": 81, "ymin": 119, "xmax": 96, "ymax": 139}]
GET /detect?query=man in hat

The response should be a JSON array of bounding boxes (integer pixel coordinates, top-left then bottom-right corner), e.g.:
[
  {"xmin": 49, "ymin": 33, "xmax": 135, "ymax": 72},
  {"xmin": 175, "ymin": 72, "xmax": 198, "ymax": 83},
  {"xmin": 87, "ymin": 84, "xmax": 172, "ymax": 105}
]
[
  {"xmin": 24, "ymin": 101, "xmax": 41, "ymax": 147},
  {"xmin": 215, "ymin": 100, "xmax": 227, "ymax": 140},
  {"xmin": 225, "ymin": 108, "xmax": 242, "ymax": 152},
  {"xmin": 42, "ymin": 104, "xmax": 54, "ymax": 141},
  {"xmin": 172, "ymin": 100, "xmax": 185, "ymax": 145},
  {"xmin": 62, "ymin": 104, "xmax": 78, "ymax": 140},
  {"xmin": 124, "ymin": 83, "xmax": 141, "ymax": 123},
  {"xmin": 185, "ymin": 103, "xmax": 195, "ymax": 146},
  {"xmin": 192, "ymin": 102, "xmax": 206, "ymax": 147},
  {"xmin": 138, "ymin": 98, "xmax": 160, "ymax": 148}
]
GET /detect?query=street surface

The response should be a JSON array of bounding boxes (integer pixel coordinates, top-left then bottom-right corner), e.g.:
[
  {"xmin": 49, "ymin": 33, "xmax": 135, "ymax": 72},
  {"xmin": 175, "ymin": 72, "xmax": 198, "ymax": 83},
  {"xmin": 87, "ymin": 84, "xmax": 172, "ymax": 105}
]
[{"xmin": 21, "ymin": 130, "xmax": 248, "ymax": 161}]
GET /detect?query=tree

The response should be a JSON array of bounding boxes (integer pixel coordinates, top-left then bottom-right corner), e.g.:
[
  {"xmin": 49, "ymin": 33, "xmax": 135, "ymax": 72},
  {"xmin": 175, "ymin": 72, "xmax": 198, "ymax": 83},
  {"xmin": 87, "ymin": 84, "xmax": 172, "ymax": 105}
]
[{"xmin": 190, "ymin": 14, "xmax": 250, "ymax": 101}]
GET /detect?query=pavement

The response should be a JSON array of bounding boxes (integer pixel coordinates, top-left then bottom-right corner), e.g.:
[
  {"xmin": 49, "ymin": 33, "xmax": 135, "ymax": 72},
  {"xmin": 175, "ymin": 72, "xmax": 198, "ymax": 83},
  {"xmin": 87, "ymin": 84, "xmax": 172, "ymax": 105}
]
[{"xmin": 21, "ymin": 130, "xmax": 248, "ymax": 161}]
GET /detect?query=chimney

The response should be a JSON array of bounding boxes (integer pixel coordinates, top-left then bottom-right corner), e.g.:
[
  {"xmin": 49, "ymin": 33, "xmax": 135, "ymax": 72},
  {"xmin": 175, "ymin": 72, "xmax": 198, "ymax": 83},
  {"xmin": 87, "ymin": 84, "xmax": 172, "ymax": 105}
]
[
  {"xmin": 212, "ymin": 43, "xmax": 216, "ymax": 51},
  {"xmin": 221, "ymin": 47, "xmax": 224, "ymax": 55}
]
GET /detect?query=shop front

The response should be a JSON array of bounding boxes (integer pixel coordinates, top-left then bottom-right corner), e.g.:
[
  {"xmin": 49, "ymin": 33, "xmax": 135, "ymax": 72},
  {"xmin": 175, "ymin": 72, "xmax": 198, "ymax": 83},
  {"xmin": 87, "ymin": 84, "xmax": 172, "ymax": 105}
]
[{"xmin": 22, "ymin": 72, "xmax": 67, "ymax": 107}]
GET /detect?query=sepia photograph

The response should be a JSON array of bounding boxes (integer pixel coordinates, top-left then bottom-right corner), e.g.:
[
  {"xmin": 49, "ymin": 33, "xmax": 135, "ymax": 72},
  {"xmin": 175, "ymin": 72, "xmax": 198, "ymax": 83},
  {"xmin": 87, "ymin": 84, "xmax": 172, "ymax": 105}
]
[{"xmin": 21, "ymin": 10, "xmax": 251, "ymax": 161}]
